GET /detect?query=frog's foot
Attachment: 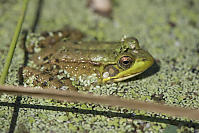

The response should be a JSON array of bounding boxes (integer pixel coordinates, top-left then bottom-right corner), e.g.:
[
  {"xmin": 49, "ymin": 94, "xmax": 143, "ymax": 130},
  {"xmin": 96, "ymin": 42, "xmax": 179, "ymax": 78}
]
[
  {"xmin": 26, "ymin": 27, "xmax": 85, "ymax": 54},
  {"xmin": 39, "ymin": 26, "xmax": 85, "ymax": 48},
  {"xmin": 22, "ymin": 66, "xmax": 77, "ymax": 90}
]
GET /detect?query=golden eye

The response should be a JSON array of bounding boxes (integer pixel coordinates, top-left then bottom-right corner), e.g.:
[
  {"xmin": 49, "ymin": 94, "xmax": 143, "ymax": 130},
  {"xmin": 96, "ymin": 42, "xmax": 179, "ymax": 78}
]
[{"xmin": 118, "ymin": 56, "xmax": 133, "ymax": 69}]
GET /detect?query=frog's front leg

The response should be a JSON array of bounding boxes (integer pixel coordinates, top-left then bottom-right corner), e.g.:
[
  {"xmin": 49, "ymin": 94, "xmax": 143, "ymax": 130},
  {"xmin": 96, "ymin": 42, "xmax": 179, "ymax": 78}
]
[
  {"xmin": 26, "ymin": 27, "xmax": 85, "ymax": 53},
  {"xmin": 22, "ymin": 66, "xmax": 77, "ymax": 90}
]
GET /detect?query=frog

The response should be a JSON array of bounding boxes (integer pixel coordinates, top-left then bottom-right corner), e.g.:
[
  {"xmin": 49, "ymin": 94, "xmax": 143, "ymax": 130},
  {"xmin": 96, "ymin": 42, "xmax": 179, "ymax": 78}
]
[{"xmin": 22, "ymin": 27, "xmax": 154, "ymax": 91}]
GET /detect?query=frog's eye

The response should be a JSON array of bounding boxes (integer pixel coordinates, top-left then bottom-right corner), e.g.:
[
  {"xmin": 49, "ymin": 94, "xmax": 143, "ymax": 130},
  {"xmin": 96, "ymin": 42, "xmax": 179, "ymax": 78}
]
[
  {"xmin": 118, "ymin": 56, "xmax": 133, "ymax": 69},
  {"xmin": 103, "ymin": 65, "xmax": 119, "ymax": 78}
]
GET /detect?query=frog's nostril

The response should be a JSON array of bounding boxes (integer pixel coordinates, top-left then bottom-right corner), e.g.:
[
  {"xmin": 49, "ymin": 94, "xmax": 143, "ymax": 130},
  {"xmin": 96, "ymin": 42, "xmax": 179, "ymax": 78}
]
[
  {"xmin": 43, "ymin": 56, "xmax": 49, "ymax": 61},
  {"xmin": 142, "ymin": 58, "xmax": 147, "ymax": 61}
]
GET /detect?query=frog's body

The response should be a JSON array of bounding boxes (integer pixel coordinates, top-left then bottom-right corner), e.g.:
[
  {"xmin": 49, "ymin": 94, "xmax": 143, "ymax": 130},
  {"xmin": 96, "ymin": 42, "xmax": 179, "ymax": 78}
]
[{"xmin": 23, "ymin": 27, "xmax": 154, "ymax": 90}]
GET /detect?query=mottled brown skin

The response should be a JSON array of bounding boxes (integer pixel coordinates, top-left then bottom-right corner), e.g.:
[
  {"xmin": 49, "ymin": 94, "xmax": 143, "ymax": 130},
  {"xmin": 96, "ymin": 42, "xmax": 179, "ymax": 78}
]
[
  {"xmin": 23, "ymin": 27, "xmax": 87, "ymax": 90},
  {"xmin": 23, "ymin": 29, "xmax": 110, "ymax": 89}
]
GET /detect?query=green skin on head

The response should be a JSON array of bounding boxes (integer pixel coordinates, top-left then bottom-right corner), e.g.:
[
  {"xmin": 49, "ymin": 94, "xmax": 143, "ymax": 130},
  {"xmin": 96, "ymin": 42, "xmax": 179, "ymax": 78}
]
[{"xmin": 99, "ymin": 37, "xmax": 154, "ymax": 83}]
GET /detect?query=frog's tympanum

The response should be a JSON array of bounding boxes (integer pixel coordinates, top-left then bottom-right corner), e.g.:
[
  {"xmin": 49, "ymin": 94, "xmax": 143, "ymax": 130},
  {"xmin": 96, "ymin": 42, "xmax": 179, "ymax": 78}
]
[{"xmin": 23, "ymin": 27, "xmax": 154, "ymax": 90}]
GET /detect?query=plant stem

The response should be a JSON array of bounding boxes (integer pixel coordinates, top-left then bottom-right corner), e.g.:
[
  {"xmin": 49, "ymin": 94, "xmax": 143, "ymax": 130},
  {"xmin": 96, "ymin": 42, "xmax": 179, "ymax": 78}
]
[
  {"xmin": 0, "ymin": 85, "xmax": 199, "ymax": 121},
  {"xmin": 0, "ymin": 0, "xmax": 29, "ymax": 84}
]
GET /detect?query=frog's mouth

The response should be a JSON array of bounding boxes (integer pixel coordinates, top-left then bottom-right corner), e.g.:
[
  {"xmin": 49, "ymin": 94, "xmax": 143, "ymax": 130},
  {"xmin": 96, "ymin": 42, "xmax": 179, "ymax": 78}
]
[
  {"xmin": 112, "ymin": 72, "xmax": 142, "ymax": 82},
  {"xmin": 103, "ymin": 71, "xmax": 142, "ymax": 83}
]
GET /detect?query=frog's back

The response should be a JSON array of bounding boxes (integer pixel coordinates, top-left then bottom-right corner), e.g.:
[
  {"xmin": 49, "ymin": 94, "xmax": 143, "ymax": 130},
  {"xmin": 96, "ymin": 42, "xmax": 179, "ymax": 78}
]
[{"xmin": 32, "ymin": 40, "xmax": 121, "ymax": 65}]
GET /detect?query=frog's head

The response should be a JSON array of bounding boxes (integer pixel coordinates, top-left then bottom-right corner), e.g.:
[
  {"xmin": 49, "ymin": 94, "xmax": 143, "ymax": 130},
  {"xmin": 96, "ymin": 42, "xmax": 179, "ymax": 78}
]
[{"xmin": 102, "ymin": 37, "xmax": 154, "ymax": 83}]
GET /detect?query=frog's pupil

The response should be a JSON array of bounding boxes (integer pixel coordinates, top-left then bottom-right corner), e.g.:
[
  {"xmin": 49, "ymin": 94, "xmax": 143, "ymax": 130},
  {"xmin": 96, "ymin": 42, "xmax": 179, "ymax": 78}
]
[{"xmin": 123, "ymin": 60, "xmax": 129, "ymax": 64}]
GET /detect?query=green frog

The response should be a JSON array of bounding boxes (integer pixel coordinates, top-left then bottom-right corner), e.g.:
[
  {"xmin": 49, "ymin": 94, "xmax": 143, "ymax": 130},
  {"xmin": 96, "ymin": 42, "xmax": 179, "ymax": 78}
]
[{"xmin": 23, "ymin": 27, "xmax": 154, "ymax": 90}]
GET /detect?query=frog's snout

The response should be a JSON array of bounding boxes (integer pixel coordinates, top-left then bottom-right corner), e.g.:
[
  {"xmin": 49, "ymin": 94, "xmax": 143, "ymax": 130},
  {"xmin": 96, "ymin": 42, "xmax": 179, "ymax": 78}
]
[{"xmin": 137, "ymin": 54, "xmax": 154, "ymax": 70}]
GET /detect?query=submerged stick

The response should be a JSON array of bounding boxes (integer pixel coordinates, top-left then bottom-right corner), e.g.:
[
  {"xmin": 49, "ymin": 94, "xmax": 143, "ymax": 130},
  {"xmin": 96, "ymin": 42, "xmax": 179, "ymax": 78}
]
[
  {"xmin": 0, "ymin": 85, "xmax": 199, "ymax": 120},
  {"xmin": 0, "ymin": 0, "xmax": 29, "ymax": 84}
]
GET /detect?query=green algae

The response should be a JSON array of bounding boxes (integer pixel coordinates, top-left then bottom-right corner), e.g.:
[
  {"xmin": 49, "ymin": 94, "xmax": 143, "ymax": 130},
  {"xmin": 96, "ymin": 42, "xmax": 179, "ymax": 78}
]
[
  {"xmin": 0, "ymin": 0, "xmax": 199, "ymax": 132},
  {"xmin": 0, "ymin": 106, "xmax": 14, "ymax": 133}
]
